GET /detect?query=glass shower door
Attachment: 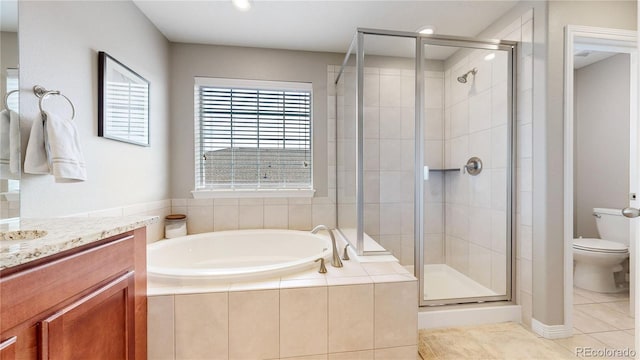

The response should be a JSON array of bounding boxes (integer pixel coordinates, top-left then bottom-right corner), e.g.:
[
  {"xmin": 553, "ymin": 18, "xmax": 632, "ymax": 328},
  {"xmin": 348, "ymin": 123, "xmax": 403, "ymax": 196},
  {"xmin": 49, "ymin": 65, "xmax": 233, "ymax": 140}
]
[{"xmin": 418, "ymin": 38, "xmax": 515, "ymax": 306}]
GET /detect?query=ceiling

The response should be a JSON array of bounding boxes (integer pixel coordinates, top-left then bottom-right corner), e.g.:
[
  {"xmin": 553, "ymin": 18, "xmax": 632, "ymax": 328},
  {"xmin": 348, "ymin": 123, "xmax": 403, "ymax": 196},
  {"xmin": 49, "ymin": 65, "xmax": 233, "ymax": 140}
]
[
  {"xmin": 573, "ymin": 49, "xmax": 618, "ymax": 69},
  {"xmin": 133, "ymin": 0, "xmax": 520, "ymax": 59}
]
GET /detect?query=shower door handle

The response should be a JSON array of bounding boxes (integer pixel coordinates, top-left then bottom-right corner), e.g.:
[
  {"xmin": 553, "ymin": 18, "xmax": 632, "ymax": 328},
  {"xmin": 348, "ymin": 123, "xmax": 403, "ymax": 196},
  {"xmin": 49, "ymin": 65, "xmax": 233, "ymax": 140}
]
[{"xmin": 622, "ymin": 207, "xmax": 640, "ymax": 218}]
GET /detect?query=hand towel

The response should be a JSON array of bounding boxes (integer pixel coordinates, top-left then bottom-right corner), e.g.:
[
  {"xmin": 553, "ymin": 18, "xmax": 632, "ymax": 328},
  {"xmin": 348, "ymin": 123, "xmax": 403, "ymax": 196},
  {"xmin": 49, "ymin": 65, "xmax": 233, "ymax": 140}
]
[
  {"xmin": 24, "ymin": 115, "xmax": 50, "ymax": 175},
  {"xmin": 43, "ymin": 111, "xmax": 87, "ymax": 182},
  {"xmin": 0, "ymin": 109, "xmax": 20, "ymax": 180}
]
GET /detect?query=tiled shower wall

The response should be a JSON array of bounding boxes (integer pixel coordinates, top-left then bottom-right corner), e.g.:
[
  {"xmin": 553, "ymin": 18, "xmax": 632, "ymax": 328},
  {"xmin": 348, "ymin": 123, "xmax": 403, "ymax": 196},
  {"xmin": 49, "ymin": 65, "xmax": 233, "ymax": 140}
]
[
  {"xmin": 442, "ymin": 49, "xmax": 510, "ymax": 295},
  {"xmin": 328, "ymin": 9, "xmax": 534, "ymax": 326},
  {"xmin": 332, "ymin": 64, "xmax": 446, "ymax": 266},
  {"xmin": 442, "ymin": 10, "xmax": 533, "ymax": 324},
  {"xmin": 361, "ymin": 67, "xmax": 418, "ymax": 266}
]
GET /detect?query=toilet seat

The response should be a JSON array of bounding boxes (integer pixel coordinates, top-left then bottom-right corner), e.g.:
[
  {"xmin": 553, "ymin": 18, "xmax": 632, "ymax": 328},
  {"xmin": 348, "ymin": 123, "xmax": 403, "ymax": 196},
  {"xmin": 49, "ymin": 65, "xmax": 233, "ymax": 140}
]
[{"xmin": 573, "ymin": 238, "xmax": 628, "ymax": 254}]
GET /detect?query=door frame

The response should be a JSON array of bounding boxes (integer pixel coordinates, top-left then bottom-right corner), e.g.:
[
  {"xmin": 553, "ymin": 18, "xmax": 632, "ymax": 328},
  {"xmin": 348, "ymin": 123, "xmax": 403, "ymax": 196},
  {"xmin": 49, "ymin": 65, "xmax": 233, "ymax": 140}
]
[
  {"xmin": 414, "ymin": 34, "xmax": 517, "ymax": 307},
  {"xmin": 563, "ymin": 25, "xmax": 638, "ymax": 338}
]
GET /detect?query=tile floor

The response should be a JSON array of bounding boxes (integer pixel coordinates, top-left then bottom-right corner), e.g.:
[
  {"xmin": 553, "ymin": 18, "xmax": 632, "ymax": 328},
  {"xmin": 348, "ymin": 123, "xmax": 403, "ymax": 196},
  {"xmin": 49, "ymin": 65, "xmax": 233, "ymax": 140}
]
[
  {"xmin": 561, "ymin": 287, "xmax": 635, "ymax": 357},
  {"xmin": 418, "ymin": 287, "xmax": 635, "ymax": 359},
  {"xmin": 418, "ymin": 322, "xmax": 575, "ymax": 359}
]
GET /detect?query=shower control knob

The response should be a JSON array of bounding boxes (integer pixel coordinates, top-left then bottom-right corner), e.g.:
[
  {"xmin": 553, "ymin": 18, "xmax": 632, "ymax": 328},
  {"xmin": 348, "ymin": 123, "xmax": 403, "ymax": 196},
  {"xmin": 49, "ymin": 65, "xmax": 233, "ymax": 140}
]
[
  {"xmin": 464, "ymin": 157, "xmax": 483, "ymax": 176},
  {"xmin": 622, "ymin": 207, "xmax": 640, "ymax": 218}
]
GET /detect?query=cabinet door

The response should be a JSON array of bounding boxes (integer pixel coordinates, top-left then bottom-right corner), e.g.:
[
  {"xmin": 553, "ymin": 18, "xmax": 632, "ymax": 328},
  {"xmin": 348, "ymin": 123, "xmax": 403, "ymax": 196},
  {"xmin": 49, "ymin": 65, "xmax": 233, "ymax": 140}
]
[
  {"xmin": 0, "ymin": 336, "xmax": 16, "ymax": 360},
  {"xmin": 40, "ymin": 272, "xmax": 135, "ymax": 360}
]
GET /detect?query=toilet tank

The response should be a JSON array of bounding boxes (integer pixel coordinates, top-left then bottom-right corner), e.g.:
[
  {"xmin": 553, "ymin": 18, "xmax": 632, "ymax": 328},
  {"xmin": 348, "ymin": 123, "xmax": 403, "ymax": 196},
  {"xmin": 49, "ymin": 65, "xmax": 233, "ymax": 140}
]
[{"xmin": 594, "ymin": 208, "xmax": 629, "ymax": 245}]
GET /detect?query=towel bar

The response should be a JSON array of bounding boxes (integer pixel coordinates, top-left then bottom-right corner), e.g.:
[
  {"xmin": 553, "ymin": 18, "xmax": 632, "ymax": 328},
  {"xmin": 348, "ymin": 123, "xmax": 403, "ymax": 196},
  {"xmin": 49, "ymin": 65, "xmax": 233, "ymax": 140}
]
[
  {"xmin": 33, "ymin": 85, "xmax": 75, "ymax": 120},
  {"xmin": 3, "ymin": 90, "xmax": 18, "ymax": 111}
]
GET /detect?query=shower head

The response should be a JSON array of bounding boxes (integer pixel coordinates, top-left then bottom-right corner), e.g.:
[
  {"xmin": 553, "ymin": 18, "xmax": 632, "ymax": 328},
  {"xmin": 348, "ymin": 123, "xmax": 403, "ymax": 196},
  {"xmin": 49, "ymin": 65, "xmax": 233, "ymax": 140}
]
[{"xmin": 457, "ymin": 68, "xmax": 478, "ymax": 84}]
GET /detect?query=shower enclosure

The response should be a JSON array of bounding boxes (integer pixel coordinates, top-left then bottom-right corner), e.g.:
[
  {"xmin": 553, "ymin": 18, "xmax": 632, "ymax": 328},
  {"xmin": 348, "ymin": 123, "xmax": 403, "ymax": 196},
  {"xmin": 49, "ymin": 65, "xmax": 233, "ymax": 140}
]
[{"xmin": 335, "ymin": 29, "xmax": 516, "ymax": 306}]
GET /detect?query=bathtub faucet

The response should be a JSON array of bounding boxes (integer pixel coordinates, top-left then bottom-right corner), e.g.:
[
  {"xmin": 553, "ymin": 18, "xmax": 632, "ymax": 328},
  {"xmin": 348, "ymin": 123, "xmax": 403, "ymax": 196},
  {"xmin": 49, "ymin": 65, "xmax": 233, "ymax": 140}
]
[{"xmin": 310, "ymin": 225, "xmax": 343, "ymax": 268}]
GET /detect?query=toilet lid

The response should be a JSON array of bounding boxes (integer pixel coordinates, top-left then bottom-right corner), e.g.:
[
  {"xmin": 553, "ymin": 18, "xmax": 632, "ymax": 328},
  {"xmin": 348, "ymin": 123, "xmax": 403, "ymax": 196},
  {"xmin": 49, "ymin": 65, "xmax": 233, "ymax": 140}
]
[{"xmin": 573, "ymin": 238, "xmax": 628, "ymax": 253}]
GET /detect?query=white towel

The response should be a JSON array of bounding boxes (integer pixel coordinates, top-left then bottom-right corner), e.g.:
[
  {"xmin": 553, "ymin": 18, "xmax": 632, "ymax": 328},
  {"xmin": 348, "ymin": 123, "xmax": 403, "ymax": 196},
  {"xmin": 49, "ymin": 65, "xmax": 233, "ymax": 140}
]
[
  {"xmin": 24, "ymin": 116, "xmax": 50, "ymax": 175},
  {"xmin": 0, "ymin": 109, "xmax": 20, "ymax": 180},
  {"xmin": 43, "ymin": 111, "xmax": 87, "ymax": 182}
]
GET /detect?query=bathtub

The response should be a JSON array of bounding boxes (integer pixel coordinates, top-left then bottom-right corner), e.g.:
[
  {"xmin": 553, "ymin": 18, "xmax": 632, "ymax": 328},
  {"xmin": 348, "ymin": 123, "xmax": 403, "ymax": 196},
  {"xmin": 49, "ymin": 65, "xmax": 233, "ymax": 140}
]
[{"xmin": 147, "ymin": 229, "xmax": 331, "ymax": 286}]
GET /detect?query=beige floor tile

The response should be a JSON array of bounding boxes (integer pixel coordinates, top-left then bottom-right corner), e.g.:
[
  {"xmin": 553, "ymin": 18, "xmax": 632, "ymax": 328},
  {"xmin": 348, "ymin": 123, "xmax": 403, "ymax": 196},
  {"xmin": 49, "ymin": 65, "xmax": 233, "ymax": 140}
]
[
  {"xmin": 417, "ymin": 340, "xmax": 436, "ymax": 360},
  {"xmin": 574, "ymin": 287, "xmax": 629, "ymax": 303},
  {"xmin": 574, "ymin": 303, "xmax": 634, "ymax": 330},
  {"xmin": 554, "ymin": 334, "xmax": 607, "ymax": 354},
  {"xmin": 572, "ymin": 308, "xmax": 619, "ymax": 333},
  {"xmin": 625, "ymin": 329, "xmax": 634, "ymax": 336},
  {"xmin": 573, "ymin": 327, "xmax": 583, "ymax": 335},
  {"xmin": 590, "ymin": 330, "xmax": 635, "ymax": 352},
  {"xmin": 601, "ymin": 300, "xmax": 632, "ymax": 316},
  {"xmin": 419, "ymin": 323, "xmax": 576, "ymax": 360},
  {"xmin": 573, "ymin": 287, "xmax": 600, "ymax": 302},
  {"xmin": 421, "ymin": 331, "xmax": 488, "ymax": 359},
  {"xmin": 572, "ymin": 293, "xmax": 593, "ymax": 305}
]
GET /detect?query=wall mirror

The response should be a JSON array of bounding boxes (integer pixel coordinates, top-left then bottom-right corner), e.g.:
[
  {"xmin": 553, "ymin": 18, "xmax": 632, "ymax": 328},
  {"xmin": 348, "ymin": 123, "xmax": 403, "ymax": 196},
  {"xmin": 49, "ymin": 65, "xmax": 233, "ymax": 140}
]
[
  {"xmin": 98, "ymin": 51, "xmax": 150, "ymax": 146},
  {"xmin": 0, "ymin": 0, "xmax": 20, "ymax": 222}
]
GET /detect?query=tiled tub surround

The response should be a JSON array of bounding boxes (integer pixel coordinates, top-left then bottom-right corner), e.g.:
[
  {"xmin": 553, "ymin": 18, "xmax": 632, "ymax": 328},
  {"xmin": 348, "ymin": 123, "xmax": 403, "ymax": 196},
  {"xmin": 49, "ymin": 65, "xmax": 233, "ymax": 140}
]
[
  {"xmin": 148, "ymin": 254, "xmax": 418, "ymax": 359},
  {"xmin": 170, "ymin": 197, "xmax": 337, "ymax": 234},
  {"xmin": 0, "ymin": 215, "xmax": 158, "ymax": 269}
]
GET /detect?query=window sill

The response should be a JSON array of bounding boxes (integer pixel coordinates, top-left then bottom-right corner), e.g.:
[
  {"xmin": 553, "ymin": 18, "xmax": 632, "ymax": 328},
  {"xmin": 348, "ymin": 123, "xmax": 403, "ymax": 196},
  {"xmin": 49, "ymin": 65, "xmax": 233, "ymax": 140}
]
[{"xmin": 191, "ymin": 189, "xmax": 316, "ymax": 199}]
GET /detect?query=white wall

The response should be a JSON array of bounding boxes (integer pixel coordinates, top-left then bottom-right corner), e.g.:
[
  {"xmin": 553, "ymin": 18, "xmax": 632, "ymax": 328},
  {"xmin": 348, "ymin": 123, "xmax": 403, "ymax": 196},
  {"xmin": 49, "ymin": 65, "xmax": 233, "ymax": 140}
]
[
  {"xmin": 19, "ymin": 1, "xmax": 171, "ymax": 217},
  {"xmin": 1, "ymin": 31, "xmax": 18, "ymax": 102},
  {"xmin": 575, "ymin": 54, "xmax": 630, "ymax": 238},
  {"xmin": 539, "ymin": 0, "xmax": 636, "ymax": 326}
]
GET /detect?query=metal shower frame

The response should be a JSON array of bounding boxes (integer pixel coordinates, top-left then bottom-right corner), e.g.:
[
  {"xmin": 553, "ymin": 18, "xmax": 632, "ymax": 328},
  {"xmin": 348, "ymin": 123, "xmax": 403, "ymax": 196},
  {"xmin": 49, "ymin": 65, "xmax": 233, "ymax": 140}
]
[{"xmin": 335, "ymin": 28, "xmax": 518, "ymax": 307}]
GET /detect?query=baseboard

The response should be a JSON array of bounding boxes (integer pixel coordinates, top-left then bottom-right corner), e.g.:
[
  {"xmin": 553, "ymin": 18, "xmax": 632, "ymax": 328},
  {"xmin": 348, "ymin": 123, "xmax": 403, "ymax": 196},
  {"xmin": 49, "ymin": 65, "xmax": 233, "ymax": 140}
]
[
  {"xmin": 531, "ymin": 318, "xmax": 572, "ymax": 339},
  {"xmin": 418, "ymin": 304, "xmax": 522, "ymax": 329}
]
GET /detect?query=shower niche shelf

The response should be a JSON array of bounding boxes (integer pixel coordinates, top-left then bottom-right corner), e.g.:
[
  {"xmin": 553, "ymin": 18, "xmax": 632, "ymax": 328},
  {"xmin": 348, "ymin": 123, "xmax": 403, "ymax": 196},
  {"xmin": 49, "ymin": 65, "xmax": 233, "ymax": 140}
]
[{"xmin": 429, "ymin": 168, "xmax": 460, "ymax": 172}]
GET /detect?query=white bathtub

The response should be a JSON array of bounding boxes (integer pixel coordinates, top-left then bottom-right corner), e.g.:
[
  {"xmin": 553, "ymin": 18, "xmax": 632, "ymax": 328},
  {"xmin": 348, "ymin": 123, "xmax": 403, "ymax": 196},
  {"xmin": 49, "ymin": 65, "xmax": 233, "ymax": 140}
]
[{"xmin": 147, "ymin": 229, "xmax": 331, "ymax": 285}]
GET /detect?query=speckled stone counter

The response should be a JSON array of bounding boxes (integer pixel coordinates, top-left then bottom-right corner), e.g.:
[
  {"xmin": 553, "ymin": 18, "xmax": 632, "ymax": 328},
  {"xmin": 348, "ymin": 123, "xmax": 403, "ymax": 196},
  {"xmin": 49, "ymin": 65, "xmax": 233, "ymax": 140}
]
[{"xmin": 0, "ymin": 216, "xmax": 158, "ymax": 270}]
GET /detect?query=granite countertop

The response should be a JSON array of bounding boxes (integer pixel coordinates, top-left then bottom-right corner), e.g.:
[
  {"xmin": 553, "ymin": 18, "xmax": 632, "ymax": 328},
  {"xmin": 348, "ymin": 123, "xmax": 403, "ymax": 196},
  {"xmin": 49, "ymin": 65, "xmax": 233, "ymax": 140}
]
[{"xmin": 0, "ymin": 216, "xmax": 159, "ymax": 270}]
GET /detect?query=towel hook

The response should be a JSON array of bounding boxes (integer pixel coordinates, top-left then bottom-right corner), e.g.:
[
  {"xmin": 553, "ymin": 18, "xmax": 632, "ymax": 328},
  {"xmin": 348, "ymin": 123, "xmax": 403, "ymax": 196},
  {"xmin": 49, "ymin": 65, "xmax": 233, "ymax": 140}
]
[
  {"xmin": 3, "ymin": 90, "xmax": 18, "ymax": 111},
  {"xmin": 33, "ymin": 85, "xmax": 75, "ymax": 120}
]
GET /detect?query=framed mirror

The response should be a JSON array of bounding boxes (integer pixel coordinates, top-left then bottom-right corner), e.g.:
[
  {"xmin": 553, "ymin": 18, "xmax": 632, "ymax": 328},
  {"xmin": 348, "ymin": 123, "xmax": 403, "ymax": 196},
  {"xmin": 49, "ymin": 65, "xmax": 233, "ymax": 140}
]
[
  {"xmin": 1, "ymin": 0, "xmax": 20, "ymax": 222},
  {"xmin": 98, "ymin": 51, "xmax": 150, "ymax": 146}
]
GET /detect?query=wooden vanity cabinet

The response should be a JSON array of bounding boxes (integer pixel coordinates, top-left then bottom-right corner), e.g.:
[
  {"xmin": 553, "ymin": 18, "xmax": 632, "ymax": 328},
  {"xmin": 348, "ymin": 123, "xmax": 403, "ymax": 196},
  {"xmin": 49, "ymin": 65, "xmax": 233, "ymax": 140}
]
[{"xmin": 0, "ymin": 227, "xmax": 147, "ymax": 360}]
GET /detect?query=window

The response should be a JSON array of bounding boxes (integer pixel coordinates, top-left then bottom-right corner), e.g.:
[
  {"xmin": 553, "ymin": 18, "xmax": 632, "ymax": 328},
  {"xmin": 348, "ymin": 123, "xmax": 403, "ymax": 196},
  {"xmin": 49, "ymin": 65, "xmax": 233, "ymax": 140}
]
[{"xmin": 194, "ymin": 77, "xmax": 313, "ymax": 196}]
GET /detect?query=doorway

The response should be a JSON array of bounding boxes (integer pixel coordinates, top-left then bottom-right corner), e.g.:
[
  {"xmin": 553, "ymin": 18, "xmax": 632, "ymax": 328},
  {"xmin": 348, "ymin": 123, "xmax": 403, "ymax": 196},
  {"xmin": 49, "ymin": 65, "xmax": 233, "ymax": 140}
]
[{"xmin": 564, "ymin": 25, "xmax": 638, "ymax": 346}]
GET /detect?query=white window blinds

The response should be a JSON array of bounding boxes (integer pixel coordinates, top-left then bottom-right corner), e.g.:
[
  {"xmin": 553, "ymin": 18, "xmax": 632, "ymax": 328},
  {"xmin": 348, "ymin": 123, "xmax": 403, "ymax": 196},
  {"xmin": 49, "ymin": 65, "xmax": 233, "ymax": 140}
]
[
  {"xmin": 104, "ymin": 80, "xmax": 149, "ymax": 144},
  {"xmin": 194, "ymin": 78, "xmax": 312, "ymax": 190}
]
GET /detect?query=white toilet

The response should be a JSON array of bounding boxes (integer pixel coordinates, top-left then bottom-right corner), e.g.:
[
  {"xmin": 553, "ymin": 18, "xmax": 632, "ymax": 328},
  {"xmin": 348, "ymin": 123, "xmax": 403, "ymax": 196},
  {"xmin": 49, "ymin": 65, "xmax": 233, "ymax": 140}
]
[{"xmin": 573, "ymin": 207, "xmax": 629, "ymax": 293}]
